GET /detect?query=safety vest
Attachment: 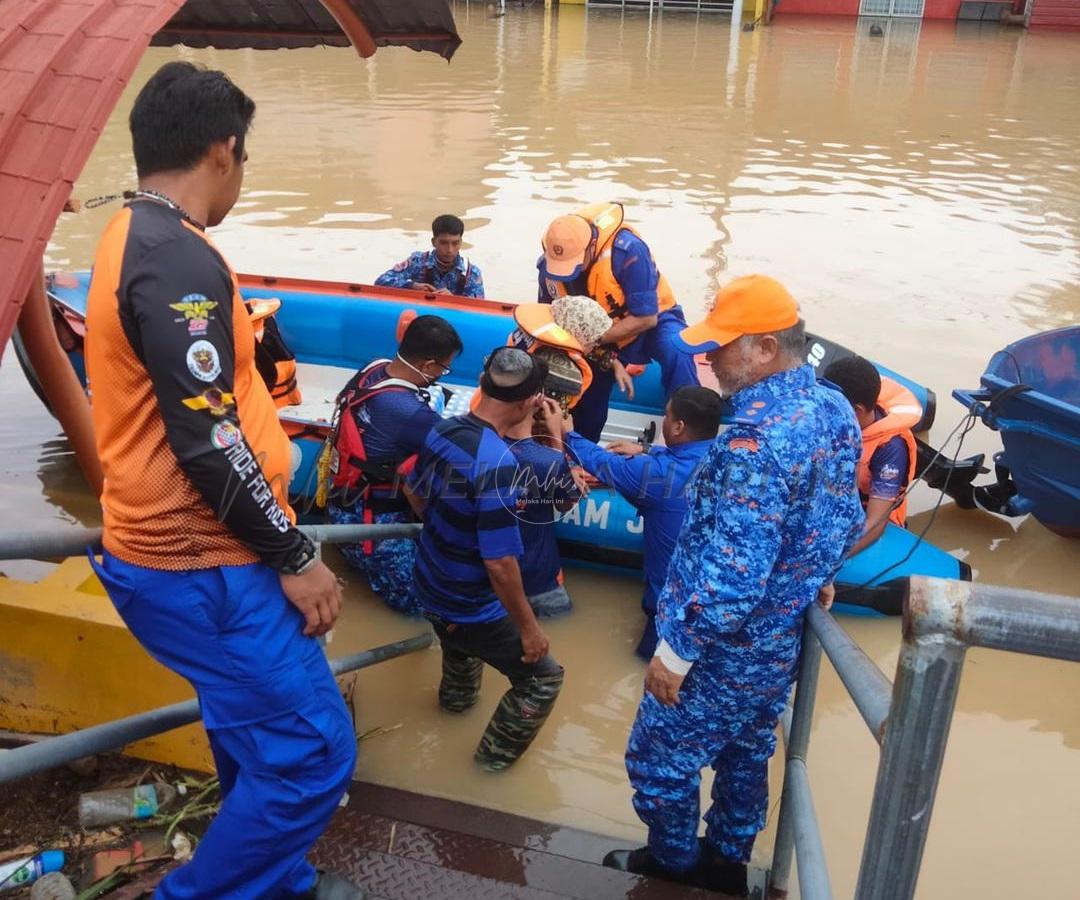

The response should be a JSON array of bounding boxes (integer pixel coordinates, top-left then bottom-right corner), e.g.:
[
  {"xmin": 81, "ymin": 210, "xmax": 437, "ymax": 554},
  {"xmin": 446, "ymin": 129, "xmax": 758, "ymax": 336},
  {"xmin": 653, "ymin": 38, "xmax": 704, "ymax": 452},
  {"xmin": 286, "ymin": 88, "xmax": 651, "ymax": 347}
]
[
  {"xmin": 857, "ymin": 377, "xmax": 920, "ymax": 527},
  {"xmin": 247, "ymin": 299, "xmax": 301, "ymax": 408},
  {"xmin": 544, "ymin": 203, "xmax": 676, "ymax": 346},
  {"xmin": 328, "ymin": 359, "xmax": 421, "ymax": 513}
]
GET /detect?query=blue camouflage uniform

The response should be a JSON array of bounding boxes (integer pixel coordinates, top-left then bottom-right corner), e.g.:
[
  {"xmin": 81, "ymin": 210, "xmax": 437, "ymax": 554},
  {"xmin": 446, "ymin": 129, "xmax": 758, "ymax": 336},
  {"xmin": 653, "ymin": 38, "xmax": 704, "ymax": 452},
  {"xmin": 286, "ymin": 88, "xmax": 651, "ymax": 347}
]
[
  {"xmin": 376, "ymin": 250, "xmax": 485, "ymax": 298},
  {"xmin": 564, "ymin": 432, "xmax": 711, "ymax": 658},
  {"xmin": 625, "ymin": 364, "xmax": 864, "ymax": 872}
]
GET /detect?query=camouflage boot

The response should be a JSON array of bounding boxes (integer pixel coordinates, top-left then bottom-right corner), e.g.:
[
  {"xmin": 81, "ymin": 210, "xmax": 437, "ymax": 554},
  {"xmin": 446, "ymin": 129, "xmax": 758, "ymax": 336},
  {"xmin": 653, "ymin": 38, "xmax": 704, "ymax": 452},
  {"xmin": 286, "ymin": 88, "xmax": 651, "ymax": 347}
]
[
  {"xmin": 438, "ymin": 652, "xmax": 484, "ymax": 713},
  {"xmin": 474, "ymin": 668, "xmax": 564, "ymax": 771}
]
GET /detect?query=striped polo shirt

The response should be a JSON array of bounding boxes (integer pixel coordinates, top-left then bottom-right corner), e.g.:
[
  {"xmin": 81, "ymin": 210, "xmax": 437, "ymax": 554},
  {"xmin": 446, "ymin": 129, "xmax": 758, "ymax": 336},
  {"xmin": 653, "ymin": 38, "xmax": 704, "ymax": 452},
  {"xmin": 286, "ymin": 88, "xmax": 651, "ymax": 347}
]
[{"xmin": 408, "ymin": 413, "xmax": 524, "ymax": 623}]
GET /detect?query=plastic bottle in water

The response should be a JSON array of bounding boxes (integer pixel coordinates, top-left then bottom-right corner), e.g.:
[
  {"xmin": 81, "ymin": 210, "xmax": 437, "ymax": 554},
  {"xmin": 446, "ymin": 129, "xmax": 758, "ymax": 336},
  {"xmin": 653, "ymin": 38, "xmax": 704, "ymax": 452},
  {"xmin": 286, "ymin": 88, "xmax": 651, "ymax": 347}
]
[
  {"xmin": 78, "ymin": 782, "xmax": 178, "ymax": 828},
  {"xmin": 0, "ymin": 851, "xmax": 64, "ymax": 893}
]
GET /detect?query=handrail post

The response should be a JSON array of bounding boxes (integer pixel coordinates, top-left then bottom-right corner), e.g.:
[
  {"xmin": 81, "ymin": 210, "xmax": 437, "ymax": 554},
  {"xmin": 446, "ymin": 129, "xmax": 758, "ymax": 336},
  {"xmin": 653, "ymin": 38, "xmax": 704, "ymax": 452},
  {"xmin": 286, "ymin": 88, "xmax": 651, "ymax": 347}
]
[
  {"xmin": 854, "ymin": 591, "xmax": 967, "ymax": 900},
  {"xmin": 769, "ymin": 621, "xmax": 825, "ymax": 898}
]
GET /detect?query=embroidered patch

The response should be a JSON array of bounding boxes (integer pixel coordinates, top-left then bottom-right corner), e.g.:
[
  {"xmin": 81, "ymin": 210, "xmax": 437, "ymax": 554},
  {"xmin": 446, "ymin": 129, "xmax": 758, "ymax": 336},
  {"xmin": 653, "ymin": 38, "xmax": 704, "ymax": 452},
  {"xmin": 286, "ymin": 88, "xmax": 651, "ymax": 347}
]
[
  {"xmin": 879, "ymin": 463, "xmax": 901, "ymax": 481},
  {"xmin": 728, "ymin": 437, "xmax": 759, "ymax": 452},
  {"xmin": 171, "ymin": 296, "xmax": 218, "ymax": 335},
  {"xmin": 210, "ymin": 421, "xmax": 240, "ymax": 450},
  {"xmin": 186, "ymin": 340, "xmax": 221, "ymax": 382},
  {"xmin": 183, "ymin": 388, "xmax": 235, "ymax": 416}
]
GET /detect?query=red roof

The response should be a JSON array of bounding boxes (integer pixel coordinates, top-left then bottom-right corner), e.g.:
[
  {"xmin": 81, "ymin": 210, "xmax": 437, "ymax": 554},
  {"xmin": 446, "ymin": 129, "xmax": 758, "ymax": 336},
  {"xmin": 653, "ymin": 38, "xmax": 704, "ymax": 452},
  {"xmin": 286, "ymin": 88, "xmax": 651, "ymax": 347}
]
[{"xmin": 0, "ymin": 0, "xmax": 460, "ymax": 356}]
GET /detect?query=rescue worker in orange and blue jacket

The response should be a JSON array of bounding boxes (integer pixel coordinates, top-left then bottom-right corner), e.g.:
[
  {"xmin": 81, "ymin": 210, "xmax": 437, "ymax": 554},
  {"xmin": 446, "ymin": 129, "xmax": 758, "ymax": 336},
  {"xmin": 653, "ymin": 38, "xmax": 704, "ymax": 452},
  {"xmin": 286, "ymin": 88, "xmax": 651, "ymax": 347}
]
[
  {"xmin": 537, "ymin": 203, "xmax": 699, "ymax": 442},
  {"xmin": 825, "ymin": 354, "xmax": 919, "ymax": 555}
]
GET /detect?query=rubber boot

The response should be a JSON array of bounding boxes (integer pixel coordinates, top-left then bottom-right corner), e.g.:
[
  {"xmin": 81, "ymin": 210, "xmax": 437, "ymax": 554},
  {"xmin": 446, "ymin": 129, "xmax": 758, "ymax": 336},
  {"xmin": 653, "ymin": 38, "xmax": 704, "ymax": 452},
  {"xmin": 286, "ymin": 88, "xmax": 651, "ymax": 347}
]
[
  {"xmin": 474, "ymin": 668, "xmax": 564, "ymax": 771},
  {"xmin": 438, "ymin": 653, "xmax": 484, "ymax": 713}
]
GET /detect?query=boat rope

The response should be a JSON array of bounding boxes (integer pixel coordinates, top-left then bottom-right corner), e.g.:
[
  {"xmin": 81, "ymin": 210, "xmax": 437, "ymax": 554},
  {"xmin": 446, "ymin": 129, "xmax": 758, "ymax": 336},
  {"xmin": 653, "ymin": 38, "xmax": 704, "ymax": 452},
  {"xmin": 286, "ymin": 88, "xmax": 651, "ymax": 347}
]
[{"xmin": 835, "ymin": 408, "xmax": 981, "ymax": 598}]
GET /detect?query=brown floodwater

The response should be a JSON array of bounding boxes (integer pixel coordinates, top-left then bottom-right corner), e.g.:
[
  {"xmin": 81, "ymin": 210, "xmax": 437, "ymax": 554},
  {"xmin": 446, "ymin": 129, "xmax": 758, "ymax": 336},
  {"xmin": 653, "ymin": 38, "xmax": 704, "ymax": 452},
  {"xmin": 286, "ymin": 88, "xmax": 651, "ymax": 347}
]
[{"xmin": 2, "ymin": 6, "xmax": 1079, "ymax": 896}]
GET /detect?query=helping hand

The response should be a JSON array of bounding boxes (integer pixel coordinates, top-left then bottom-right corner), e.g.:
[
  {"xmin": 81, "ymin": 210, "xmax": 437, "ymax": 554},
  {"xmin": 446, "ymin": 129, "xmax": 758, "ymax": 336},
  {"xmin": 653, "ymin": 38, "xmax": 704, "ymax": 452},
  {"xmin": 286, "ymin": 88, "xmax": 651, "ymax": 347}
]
[
  {"xmin": 605, "ymin": 440, "xmax": 643, "ymax": 457},
  {"xmin": 280, "ymin": 560, "xmax": 342, "ymax": 637},
  {"xmin": 613, "ymin": 359, "xmax": 635, "ymax": 400},
  {"xmin": 644, "ymin": 656, "xmax": 685, "ymax": 706},
  {"xmin": 410, "ymin": 282, "xmax": 436, "ymax": 293},
  {"xmin": 539, "ymin": 396, "xmax": 571, "ymax": 439},
  {"xmin": 817, "ymin": 583, "xmax": 836, "ymax": 611}
]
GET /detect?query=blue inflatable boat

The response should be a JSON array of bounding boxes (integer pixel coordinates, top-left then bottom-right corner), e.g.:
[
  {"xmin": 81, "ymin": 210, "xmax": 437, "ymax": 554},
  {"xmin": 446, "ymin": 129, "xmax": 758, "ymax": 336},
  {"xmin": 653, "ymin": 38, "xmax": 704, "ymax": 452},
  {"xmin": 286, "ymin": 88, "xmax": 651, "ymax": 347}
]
[
  {"xmin": 28, "ymin": 270, "xmax": 970, "ymax": 616},
  {"xmin": 954, "ymin": 326, "xmax": 1080, "ymax": 538}
]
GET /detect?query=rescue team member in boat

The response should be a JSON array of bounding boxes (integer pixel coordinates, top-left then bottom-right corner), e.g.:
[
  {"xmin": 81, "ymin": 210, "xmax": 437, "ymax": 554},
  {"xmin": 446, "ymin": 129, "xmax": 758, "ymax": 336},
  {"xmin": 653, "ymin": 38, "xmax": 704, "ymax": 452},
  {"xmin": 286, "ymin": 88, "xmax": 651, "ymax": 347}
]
[
  {"xmin": 503, "ymin": 397, "xmax": 584, "ymax": 618},
  {"xmin": 537, "ymin": 203, "xmax": 699, "ymax": 442},
  {"xmin": 542, "ymin": 386, "xmax": 723, "ymax": 660},
  {"xmin": 375, "ymin": 213, "xmax": 486, "ymax": 298},
  {"xmin": 326, "ymin": 315, "xmax": 463, "ymax": 616},
  {"xmin": 824, "ymin": 355, "xmax": 918, "ymax": 554},
  {"xmin": 83, "ymin": 63, "xmax": 365, "ymax": 900},
  {"xmin": 404, "ymin": 348, "xmax": 564, "ymax": 770},
  {"xmin": 603, "ymin": 275, "xmax": 864, "ymax": 895}
]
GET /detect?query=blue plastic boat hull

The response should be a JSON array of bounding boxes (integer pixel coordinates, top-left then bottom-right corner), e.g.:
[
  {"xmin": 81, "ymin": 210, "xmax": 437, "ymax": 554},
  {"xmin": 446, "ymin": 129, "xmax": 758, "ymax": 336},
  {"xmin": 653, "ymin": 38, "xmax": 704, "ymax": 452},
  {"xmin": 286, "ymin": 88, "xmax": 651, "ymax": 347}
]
[{"xmin": 38, "ymin": 271, "xmax": 969, "ymax": 615}]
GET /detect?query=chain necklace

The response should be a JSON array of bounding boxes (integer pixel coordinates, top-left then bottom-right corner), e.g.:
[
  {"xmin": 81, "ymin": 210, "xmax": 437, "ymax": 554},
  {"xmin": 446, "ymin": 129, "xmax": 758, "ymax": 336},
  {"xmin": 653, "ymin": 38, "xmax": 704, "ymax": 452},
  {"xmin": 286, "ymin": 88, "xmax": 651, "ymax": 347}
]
[{"xmin": 85, "ymin": 188, "xmax": 204, "ymax": 229}]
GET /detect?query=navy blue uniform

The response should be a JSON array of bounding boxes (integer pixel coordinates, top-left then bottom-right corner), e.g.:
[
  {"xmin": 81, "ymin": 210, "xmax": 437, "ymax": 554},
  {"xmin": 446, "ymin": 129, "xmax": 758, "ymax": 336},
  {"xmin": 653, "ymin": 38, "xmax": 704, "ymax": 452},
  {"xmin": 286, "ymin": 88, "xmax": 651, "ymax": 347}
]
[
  {"xmin": 328, "ymin": 362, "xmax": 440, "ymax": 616},
  {"xmin": 538, "ymin": 231, "xmax": 698, "ymax": 441},
  {"xmin": 625, "ymin": 365, "xmax": 864, "ymax": 871},
  {"xmin": 508, "ymin": 437, "xmax": 579, "ymax": 616},
  {"xmin": 564, "ymin": 432, "xmax": 710, "ymax": 657}
]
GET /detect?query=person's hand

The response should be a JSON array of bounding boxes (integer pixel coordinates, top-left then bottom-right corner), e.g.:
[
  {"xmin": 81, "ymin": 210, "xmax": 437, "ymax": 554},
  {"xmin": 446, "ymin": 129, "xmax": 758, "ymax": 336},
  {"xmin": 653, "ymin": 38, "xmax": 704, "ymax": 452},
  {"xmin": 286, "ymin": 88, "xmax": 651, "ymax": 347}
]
[
  {"xmin": 606, "ymin": 439, "xmax": 643, "ymax": 457},
  {"xmin": 410, "ymin": 281, "xmax": 436, "ymax": 293},
  {"xmin": 817, "ymin": 583, "xmax": 836, "ymax": 611},
  {"xmin": 520, "ymin": 623, "xmax": 550, "ymax": 664},
  {"xmin": 280, "ymin": 561, "xmax": 342, "ymax": 637},
  {"xmin": 570, "ymin": 465, "xmax": 590, "ymax": 498},
  {"xmin": 644, "ymin": 656, "xmax": 685, "ymax": 706},
  {"xmin": 613, "ymin": 359, "xmax": 635, "ymax": 400},
  {"xmin": 434, "ymin": 287, "xmax": 452, "ymax": 295},
  {"xmin": 539, "ymin": 396, "xmax": 570, "ymax": 439}
]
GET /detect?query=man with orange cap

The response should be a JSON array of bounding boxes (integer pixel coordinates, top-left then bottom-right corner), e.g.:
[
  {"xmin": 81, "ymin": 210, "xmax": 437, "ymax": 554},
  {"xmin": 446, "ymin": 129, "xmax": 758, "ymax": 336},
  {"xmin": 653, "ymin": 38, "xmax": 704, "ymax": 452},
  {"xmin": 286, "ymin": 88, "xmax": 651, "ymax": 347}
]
[
  {"xmin": 603, "ymin": 275, "xmax": 865, "ymax": 894},
  {"xmin": 538, "ymin": 203, "xmax": 699, "ymax": 441}
]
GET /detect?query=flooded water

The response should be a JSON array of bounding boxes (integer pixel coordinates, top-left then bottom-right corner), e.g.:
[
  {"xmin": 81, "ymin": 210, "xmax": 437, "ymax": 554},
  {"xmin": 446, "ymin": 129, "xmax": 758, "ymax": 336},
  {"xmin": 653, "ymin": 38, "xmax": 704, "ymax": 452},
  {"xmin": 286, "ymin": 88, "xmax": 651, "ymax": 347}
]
[{"xmin": 3, "ymin": 5, "xmax": 1080, "ymax": 896}]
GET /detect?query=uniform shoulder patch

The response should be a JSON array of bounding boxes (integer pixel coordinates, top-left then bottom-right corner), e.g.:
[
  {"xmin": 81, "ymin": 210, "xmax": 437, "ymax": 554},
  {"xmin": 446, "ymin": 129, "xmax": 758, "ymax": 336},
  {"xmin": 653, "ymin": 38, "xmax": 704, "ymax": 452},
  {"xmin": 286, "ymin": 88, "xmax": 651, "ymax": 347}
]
[
  {"xmin": 722, "ymin": 396, "xmax": 777, "ymax": 427},
  {"xmin": 728, "ymin": 437, "xmax": 759, "ymax": 452}
]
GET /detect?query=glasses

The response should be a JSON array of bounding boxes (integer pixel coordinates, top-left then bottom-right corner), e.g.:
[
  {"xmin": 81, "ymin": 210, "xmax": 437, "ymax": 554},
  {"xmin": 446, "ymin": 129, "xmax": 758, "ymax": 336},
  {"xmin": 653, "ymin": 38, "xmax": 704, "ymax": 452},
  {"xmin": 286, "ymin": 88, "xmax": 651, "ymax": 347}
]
[{"xmin": 433, "ymin": 362, "xmax": 452, "ymax": 378}]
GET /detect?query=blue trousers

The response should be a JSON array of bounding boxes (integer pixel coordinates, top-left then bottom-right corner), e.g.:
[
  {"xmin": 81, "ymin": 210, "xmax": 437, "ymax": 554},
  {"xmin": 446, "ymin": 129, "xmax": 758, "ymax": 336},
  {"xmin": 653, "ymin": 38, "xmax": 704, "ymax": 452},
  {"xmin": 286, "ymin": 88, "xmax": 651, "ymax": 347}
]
[
  {"xmin": 625, "ymin": 661, "xmax": 789, "ymax": 872},
  {"xmin": 90, "ymin": 552, "xmax": 357, "ymax": 899},
  {"xmin": 327, "ymin": 503, "xmax": 420, "ymax": 617},
  {"xmin": 574, "ymin": 314, "xmax": 700, "ymax": 442}
]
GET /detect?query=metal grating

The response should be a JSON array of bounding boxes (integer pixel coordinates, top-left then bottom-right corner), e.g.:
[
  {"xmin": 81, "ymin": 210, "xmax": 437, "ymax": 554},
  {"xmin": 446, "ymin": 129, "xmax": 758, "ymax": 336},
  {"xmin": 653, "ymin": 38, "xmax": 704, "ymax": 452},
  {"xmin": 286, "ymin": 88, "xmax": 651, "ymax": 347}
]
[
  {"xmin": 587, "ymin": 0, "xmax": 736, "ymax": 13},
  {"xmin": 859, "ymin": 0, "xmax": 925, "ymax": 15}
]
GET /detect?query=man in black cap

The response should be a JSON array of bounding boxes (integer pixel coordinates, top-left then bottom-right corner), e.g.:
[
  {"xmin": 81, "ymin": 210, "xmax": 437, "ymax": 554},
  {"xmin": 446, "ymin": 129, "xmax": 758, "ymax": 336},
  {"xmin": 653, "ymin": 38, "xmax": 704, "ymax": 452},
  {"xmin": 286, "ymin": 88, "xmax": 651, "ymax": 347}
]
[{"xmin": 404, "ymin": 348, "xmax": 564, "ymax": 770}]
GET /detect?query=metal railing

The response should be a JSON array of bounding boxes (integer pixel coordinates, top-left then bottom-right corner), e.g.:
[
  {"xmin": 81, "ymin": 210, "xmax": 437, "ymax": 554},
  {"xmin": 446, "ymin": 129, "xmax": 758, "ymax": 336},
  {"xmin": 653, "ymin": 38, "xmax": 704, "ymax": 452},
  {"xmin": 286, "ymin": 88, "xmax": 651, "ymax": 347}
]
[
  {"xmin": 0, "ymin": 522, "xmax": 421, "ymax": 562},
  {"xmin": 0, "ymin": 522, "xmax": 430, "ymax": 784},
  {"xmin": 769, "ymin": 577, "xmax": 1080, "ymax": 899}
]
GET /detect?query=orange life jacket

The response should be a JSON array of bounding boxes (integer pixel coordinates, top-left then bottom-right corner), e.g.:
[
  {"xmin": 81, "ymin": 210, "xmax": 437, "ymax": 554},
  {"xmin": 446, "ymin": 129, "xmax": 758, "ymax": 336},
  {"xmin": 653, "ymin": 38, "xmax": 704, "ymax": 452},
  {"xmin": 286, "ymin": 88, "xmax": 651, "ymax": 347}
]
[
  {"xmin": 247, "ymin": 298, "xmax": 301, "ymax": 408},
  {"xmin": 543, "ymin": 203, "xmax": 676, "ymax": 348},
  {"xmin": 857, "ymin": 377, "xmax": 920, "ymax": 526}
]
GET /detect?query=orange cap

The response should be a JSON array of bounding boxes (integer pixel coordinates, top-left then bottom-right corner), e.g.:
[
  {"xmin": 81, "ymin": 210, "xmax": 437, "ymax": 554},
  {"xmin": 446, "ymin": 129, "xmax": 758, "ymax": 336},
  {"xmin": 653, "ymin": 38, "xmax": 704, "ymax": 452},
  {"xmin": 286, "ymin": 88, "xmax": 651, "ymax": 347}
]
[
  {"xmin": 676, "ymin": 275, "xmax": 800, "ymax": 352},
  {"xmin": 542, "ymin": 215, "xmax": 594, "ymax": 280}
]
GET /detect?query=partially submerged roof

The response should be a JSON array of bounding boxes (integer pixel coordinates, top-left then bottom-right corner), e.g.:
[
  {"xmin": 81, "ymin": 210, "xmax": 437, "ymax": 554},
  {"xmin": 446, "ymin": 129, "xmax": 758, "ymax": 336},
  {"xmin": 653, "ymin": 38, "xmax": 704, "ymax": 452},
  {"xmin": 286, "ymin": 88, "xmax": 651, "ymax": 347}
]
[{"xmin": 0, "ymin": 0, "xmax": 460, "ymax": 356}]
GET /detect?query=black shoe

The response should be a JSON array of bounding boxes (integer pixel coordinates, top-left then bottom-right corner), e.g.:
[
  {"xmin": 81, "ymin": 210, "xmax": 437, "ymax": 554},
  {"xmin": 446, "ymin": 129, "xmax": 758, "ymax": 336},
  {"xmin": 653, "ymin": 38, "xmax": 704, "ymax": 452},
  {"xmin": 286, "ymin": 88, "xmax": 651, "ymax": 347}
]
[
  {"xmin": 603, "ymin": 846, "xmax": 674, "ymax": 880},
  {"xmin": 699, "ymin": 841, "xmax": 749, "ymax": 897},
  {"xmin": 307, "ymin": 870, "xmax": 370, "ymax": 899}
]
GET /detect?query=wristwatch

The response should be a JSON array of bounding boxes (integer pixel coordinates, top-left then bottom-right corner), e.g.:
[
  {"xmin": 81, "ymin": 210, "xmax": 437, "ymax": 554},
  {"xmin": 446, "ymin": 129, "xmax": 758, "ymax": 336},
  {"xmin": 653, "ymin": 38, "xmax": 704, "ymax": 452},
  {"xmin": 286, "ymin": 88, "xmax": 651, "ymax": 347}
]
[{"xmin": 279, "ymin": 533, "xmax": 318, "ymax": 576}]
